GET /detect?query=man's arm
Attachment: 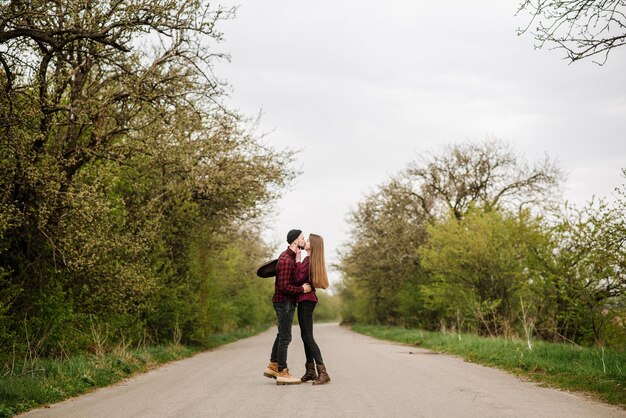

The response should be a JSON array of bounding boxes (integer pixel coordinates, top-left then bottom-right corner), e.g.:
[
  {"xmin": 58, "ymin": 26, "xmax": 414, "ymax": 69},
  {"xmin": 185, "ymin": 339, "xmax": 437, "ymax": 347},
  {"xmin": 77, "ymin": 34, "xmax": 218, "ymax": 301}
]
[{"xmin": 276, "ymin": 257, "xmax": 307, "ymax": 295}]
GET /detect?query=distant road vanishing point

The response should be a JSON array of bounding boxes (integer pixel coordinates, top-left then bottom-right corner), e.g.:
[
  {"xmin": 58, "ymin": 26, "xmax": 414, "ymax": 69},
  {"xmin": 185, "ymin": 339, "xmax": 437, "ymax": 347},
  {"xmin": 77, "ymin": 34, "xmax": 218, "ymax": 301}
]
[{"xmin": 21, "ymin": 323, "xmax": 625, "ymax": 418}]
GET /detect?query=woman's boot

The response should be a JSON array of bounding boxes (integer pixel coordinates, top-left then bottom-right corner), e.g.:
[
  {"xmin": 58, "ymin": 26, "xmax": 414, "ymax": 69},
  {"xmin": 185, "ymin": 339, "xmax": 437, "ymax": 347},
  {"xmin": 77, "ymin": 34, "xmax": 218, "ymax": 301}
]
[
  {"xmin": 313, "ymin": 363, "xmax": 330, "ymax": 385},
  {"xmin": 301, "ymin": 362, "xmax": 317, "ymax": 382}
]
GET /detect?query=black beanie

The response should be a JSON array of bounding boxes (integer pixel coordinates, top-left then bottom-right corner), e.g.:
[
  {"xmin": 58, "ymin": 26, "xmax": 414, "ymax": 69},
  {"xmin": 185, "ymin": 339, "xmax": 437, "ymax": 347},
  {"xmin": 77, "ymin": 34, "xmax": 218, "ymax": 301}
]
[{"xmin": 287, "ymin": 229, "xmax": 302, "ymax": 244}]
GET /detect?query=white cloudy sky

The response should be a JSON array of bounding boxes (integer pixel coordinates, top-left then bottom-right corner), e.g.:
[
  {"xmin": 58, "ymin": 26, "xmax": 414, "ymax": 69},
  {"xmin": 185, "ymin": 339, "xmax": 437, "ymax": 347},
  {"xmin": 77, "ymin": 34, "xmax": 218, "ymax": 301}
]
[{"xmin": 212, "ymin": 0, "xmax": 626, "ymax": 285}]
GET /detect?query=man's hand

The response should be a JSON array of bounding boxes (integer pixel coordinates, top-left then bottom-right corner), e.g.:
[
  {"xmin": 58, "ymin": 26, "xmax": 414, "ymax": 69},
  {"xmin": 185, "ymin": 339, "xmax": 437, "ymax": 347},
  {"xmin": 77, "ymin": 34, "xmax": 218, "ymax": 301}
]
[{"xmin": 302, "ymin": 283, "xmax": 311, "ymax": 293}]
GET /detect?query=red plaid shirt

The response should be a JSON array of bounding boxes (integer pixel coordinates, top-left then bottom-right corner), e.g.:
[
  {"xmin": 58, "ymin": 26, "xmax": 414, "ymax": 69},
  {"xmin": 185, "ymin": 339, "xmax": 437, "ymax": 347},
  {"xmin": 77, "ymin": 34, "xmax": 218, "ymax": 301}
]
[
  {"xmin": 272, "ymin": 247, "xmax": 305, "ymax": 303},
  {"xmin": 294, "ymin": 256, "xmax": 317, "ymax": 303}
]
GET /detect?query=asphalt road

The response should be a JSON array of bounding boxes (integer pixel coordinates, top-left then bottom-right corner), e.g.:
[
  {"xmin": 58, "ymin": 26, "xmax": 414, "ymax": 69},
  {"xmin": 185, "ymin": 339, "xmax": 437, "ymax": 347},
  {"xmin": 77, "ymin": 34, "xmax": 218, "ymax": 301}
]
[{"xmin": 21, "ymin": 323, "xmax": 625, "ymax": 418}]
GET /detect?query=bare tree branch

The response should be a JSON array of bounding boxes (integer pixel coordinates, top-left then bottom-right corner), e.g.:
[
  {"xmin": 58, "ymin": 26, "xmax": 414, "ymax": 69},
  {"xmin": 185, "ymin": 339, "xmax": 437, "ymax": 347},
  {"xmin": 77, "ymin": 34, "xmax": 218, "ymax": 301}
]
[{"xmin": 517, "ymin": 0, "xmax": 626, "ymax": 64}]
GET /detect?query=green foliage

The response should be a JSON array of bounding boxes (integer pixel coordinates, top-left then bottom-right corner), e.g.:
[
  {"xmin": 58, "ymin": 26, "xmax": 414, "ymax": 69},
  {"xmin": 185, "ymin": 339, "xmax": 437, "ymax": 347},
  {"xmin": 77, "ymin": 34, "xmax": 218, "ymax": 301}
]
[
  {"xmin": 0, "ymin": 324, "xmax": 269, "ymax": 418},
  {"xmin": 0, "ymin": 0, "xmax": 293, "ymax": 371},
  {"xmin": 0, "ymin": 344, "xmax": 195, "ymax": 418},
  {"xmin": 313, "ymin": 291, "xmax": 342, "ymax": 322},
  {"xmin": 354, "ymin": 324, "xmax": 626, "ymax": 406},
  {"xmin": 418, "ymin": 209, "xmax": 550, "ymax": 336},
  {"xmin": 546, "ymin": 199, "xmax": 626, "ymax": 345},
  {"xmin": 338, "ymin": 179, "xmax": 428, "ymax": 324},
  {"xmin": 339, "ymin": 140, "xmax": 625, "ymax": 348}
]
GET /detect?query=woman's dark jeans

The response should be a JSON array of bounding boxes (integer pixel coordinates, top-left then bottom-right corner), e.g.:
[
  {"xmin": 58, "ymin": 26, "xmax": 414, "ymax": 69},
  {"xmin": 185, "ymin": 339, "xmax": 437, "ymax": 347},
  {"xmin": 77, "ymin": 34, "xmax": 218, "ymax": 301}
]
[
  {"xmin": 270, "ymin": 300, "xmax": 295, "ymax": 371},
  {"xmin": 297, "ymin": 300, "xmax": 324, "ymax": 364}
]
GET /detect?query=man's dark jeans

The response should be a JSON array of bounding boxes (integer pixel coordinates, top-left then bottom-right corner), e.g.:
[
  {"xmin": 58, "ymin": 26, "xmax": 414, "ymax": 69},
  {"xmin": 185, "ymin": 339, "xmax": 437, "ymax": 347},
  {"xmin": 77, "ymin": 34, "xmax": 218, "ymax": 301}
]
[{"xmin": 270, "ymin": 300, "xmax": 295, "ymax": 371}]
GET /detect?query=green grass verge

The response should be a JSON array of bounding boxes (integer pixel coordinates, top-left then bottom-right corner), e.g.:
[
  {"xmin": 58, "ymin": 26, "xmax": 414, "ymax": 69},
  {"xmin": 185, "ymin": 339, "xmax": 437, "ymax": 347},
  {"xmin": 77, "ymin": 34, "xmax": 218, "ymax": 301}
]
[
  {"xmin": 352, "ymin": 324, "xmax": 626, "ymax": 407},
  {"xmin": 0, "ymin": 326, "xmax": 270, "ymax": 418}
]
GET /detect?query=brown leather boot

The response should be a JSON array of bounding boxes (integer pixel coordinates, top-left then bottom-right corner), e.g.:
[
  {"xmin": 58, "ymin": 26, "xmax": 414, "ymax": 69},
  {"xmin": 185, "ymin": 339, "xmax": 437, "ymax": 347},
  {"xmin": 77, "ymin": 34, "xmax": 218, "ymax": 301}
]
[
  {"xmin": 263, "ymin": 361, "xmax": 278, "ymax": 379},
  {"xmin": 312, "ymin": 364, "xmax": 330, "ymax": 385},
  {"xmin": 301, "ymin": 362, "xmax": 317, "ymax": 382}
]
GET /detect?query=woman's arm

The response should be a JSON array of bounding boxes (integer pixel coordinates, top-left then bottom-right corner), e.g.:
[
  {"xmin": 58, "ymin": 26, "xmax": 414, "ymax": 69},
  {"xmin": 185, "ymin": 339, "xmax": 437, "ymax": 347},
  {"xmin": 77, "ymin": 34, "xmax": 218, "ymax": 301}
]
[{"xmin": 294, "ymin": 256, "xmax": 310, "ymax": 286}]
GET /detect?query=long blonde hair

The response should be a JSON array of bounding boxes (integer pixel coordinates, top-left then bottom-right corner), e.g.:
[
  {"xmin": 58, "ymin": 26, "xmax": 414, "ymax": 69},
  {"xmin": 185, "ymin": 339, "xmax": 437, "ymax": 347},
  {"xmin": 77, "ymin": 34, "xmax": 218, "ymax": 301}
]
[{"xmin": 309, "ymin": 234, "xmax": 329, "ymax": 289}]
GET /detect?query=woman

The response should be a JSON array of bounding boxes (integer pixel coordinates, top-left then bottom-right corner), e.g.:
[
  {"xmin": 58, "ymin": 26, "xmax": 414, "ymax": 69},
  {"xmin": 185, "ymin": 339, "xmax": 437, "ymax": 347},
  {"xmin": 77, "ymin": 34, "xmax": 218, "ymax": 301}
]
[{"xmin": 294, "ymin": 233, "xmax": 331, "ymax": 385}]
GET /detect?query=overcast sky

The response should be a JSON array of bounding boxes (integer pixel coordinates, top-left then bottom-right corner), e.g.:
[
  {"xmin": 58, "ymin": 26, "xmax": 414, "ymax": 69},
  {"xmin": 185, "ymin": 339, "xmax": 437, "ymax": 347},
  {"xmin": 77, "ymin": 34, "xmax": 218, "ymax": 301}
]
[{"xmin": 213, "ymin": 0, "xmax": 626, "ymax": 285}]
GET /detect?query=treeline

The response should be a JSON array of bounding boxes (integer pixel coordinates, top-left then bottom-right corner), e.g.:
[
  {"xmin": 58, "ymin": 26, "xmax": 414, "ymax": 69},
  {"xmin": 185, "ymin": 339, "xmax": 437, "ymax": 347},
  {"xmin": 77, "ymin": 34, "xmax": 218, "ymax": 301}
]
[
  {"xmin": 338, "ymin": 140, "xmax": 626, "ymax": 347},
  {"xmin": 0, "ymin": 1, "xmax": 285, "ymax": 367}
]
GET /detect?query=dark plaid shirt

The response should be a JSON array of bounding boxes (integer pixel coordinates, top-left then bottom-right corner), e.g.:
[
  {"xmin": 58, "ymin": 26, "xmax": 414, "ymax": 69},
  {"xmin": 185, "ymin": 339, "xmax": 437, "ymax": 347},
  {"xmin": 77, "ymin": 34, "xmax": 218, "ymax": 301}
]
[
  {"xmin": 295, "ymin": 256, "xmax": 317, "ymax": 303},
  {"xmin": 272, "ymin": 247, "xmax": 304, "ymax": 303}
]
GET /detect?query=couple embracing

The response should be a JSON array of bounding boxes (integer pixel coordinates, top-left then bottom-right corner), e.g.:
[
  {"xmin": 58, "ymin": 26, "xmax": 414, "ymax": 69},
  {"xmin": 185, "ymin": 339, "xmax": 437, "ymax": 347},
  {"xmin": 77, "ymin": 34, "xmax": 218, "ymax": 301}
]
[{"xmin": 263, "ymin": 229, "xmax": 331, "ymax": 386}]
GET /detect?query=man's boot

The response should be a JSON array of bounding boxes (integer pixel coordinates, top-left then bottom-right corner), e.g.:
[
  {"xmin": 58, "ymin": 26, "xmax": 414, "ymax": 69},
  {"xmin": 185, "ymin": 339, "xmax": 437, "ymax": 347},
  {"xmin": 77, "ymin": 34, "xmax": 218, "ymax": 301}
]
[
  {"xmin": 276, "ymin": 368, "xmax": 302, "ymax": 385},
  {"xmin": 301, "ymin": 362, "xmax": 317, "ymax": 382},
  {"xmin": 312, "ymin": 364, "xmax": 330, "ymax": 385},
  {"xmin": 263, "ymin": 361, "xmax": 279, "ymax": 379}
]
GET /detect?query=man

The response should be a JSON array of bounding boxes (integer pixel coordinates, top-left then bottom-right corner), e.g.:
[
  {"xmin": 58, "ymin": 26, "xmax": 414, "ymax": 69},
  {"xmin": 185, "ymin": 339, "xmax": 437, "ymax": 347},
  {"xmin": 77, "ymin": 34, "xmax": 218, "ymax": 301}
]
[{"xmin": 263, "ymin": 229, "xmax": 311, "ymax": 385}]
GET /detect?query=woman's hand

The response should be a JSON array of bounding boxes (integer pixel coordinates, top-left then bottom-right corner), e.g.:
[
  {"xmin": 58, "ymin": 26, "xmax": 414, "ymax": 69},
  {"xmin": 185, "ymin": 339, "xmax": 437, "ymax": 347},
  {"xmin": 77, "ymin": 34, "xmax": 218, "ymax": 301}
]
[{"xmin": 296, "ymin": 247, "xmax": 302, "ymax": 262}]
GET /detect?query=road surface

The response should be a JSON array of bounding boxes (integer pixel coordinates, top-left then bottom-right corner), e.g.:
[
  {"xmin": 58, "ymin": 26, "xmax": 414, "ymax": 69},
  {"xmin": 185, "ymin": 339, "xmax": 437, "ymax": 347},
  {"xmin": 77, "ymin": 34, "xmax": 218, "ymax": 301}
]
[{"xmin": 21, "ymin": 323, "xmax": 625, "ymax": 417}]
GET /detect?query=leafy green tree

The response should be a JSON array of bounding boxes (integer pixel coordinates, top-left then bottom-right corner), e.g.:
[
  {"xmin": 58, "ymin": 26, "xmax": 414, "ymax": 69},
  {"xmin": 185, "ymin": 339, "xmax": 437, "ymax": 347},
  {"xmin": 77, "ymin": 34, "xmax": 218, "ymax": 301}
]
[
  {"xmin": 338, "ymin": 139, "xmax": 561, "ymax": 326},
  {"xmin": 338, "ymin": 179, "xmax": 428, "ymax": 324},
  {"xmin": 418, "ymin": 209, "xmax": 550, "ymax": 336},
  {"xmin": 0, "ymin": 0, "xmax": 295, "ymax": 361},
  {"xmin": 547, "ymin": 198, "xmax": 626, "ymax": 345}
]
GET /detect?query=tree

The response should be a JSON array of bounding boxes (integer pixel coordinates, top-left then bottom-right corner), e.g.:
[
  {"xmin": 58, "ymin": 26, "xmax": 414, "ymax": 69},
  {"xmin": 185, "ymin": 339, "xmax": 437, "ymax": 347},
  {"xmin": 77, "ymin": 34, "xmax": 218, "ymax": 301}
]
[
  {"xmin": 338, "ymin": 139, "xmax": 562, "ymax": 326},
  {"xmin": 0, "ymin": 0, "xmax": 235, "ymax": 293},
  {"xmin": 403, "ymin": 139, "xmax": 562, "ymax": 220},
  {"xmin": 0, "ymin": 1, "xmax": 295, "ymax": 360},
  {"xmin": 338, "ymin": 179, "xmax": 429, "ymax": 323},
  {"xmin": 517, "ymin": 0, "xmax": 626, "ymax": 64},
  {"xmin": 547, "ymin": 197, "xmax": 626, "ymax": 344},
  {"xmin": 418, "ymin": 208, "xmax": 551, "ymax": 337}
]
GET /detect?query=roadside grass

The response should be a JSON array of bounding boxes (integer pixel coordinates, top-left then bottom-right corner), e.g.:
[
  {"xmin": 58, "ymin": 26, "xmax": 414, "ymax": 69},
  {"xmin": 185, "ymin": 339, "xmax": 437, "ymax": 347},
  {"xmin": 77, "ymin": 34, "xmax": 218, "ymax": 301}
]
[
  {"xmin": 0, "ymin": 326, "xmax": 270, "ymax": 418},
  {"xmin": 352, "ymin": 324, "xmax": 626, "ymax": 407}
]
